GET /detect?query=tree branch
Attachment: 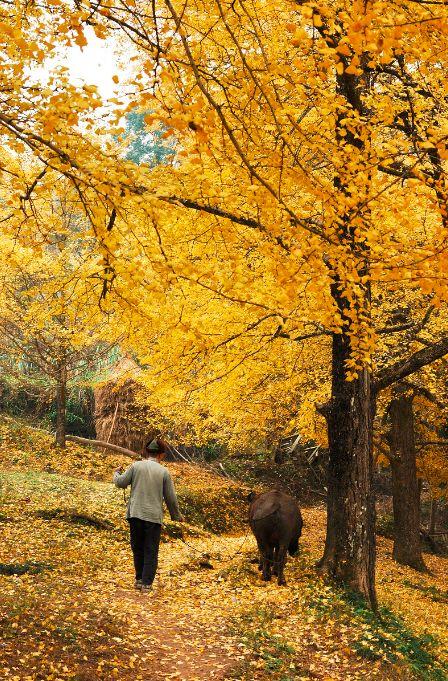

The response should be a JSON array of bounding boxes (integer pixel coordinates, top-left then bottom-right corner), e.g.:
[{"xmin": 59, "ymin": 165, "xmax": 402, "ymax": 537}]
[
  {"xmin": 276, "ymin": 329, "xmax": 330, "ymax": 342},
  {"xmin": 374, "ymin": 336, "xmax": 448, "ymax": 393},
  {"xmin": 163, "ymin": 196, "xmax": 265, "ymax": 229},
  {"xmin": 377, "ymin": 322, "xmax": 414, "ymax": 334},
  {"xmin": 417, "ymin": 440, "xmax": 448, "ymax": 448},
  {"xmin": 400, "ymin": 380, "xmax": 446, "ymax": 410},
  {"xmin": 377, "ymin": 305, "xmax": 434, "ymax": 336}
]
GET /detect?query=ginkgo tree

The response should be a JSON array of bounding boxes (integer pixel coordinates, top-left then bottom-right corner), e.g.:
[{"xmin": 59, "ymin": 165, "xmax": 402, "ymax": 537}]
[
  {"xmin": 374, "ymin": 377, "xmax": 448, "ymax": 570},
  {"xmin": 73, "ymin": 0, "xmax": 448, "ymax": 607},
  {"xmin": 0, "ymin": 186, "xmax": 118, "ymax": 447},
  {"xmin": 0, "ymin": 0, "xmax": 149, "ymax": 274},
  {"xmin": 3, "ymin": 0, "xmax": 448, "ymax": 608},
  {"xmin": 368, "ymin": 295, "xmax": 448, "ymax": 570},
  {"xmin": 52, "ymin": 0, "xmax": 448, "ymax": 603}
]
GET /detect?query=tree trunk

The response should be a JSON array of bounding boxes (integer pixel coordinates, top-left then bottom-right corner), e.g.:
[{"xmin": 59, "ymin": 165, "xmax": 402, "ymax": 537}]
[
  {"xmin": 389, "ymin": 393, "xmax": 426, "ymax": 571},
  {"xmin": 318, "ymin": 329, "xmax": 377, "ymax": 609},
  {"xmin": 55, "ymin": 360, "xmax": 67, "ymax": 448}
]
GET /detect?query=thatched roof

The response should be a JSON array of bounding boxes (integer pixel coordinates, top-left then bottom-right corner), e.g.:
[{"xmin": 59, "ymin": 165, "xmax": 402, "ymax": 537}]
[{"xmin": 93, "ymin": 357, "xmax": 157, "ymax": 456}]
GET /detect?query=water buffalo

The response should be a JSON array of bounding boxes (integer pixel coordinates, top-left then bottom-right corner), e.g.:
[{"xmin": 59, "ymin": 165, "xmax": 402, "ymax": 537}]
[{"xmin": 248, "ymin": 490, "xmax": 303, "ymax": 586}]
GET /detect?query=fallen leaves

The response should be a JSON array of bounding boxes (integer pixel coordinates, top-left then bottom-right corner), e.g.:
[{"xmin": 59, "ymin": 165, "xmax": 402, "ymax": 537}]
[{"xmin": 0, "ymin": 419, "xmax": 447, "ymax": 680}]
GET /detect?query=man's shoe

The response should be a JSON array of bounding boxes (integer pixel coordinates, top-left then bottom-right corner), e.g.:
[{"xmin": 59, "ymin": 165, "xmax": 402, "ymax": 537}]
[
  {"xmin": 141, "ymin": 584, "xmax": 153, "ymax": 594},
  {"xmin": 135, "ymin": 579, "xmax": 143, "ymax": 590}
]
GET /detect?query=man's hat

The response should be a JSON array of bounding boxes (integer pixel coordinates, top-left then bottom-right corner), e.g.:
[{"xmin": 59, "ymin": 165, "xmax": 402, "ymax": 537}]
[{"xmin": 146, "ymin": 439, "xmax": 160, "ymax": 452}]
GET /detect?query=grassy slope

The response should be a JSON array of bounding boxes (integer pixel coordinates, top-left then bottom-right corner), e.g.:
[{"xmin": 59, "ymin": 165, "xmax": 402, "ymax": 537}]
[
  {"xmin": 0, "ymin": 416, "xmax": 447, "ymax": 681},
  {"xmin": 0, "ymin": 414, "xmax": 247, "ymax": 533}
]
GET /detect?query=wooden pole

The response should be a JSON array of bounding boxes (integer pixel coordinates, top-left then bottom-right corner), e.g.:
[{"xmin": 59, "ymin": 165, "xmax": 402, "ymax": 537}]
[
  {"xmin": 66, "ymin": 434, "xmax": 137, "ymax": 458},
  {"xmin": 103, "ymin": 401, "xmax": 119, "ymax": 454},
  {"xmin": 167, "ymin": 443, "xmax": 192, "ymax": 463}
]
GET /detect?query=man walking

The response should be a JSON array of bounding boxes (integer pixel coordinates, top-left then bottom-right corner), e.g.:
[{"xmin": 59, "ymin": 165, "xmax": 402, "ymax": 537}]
[{"xmin": 113, "ymin": 438, "xmax": 183, "ymax": 593}]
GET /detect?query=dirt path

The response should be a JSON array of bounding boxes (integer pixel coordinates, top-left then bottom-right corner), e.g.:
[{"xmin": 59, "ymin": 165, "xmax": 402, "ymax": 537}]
[
  {"xmin": 107, "ymin": 535, "xmax": 252, "ymax": 681},
  {"xmin": 116, "ymin": 587, "xmax": 236, "ymax": 680},
  {"xmin": 102, "ymin": 511, "xmax": 448, "ymax": 681}
]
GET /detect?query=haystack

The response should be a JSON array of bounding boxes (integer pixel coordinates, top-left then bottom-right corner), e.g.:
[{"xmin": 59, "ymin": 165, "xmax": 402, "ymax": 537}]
[{"xmin": 94, "ymin": 357, "xmax": 157, "ymax": 456}]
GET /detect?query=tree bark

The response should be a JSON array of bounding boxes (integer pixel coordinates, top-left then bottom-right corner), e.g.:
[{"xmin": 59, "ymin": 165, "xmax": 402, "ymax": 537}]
[
  {"xmin": 389, "ymin": 393, "xmax": 426, "ymax": 570},
  {"xmin": 318, "ymin": 326, "xmax": 377, "ymax": 609},
  {"xmin": 55, "ymin": 359, "xmax": 67, "ymax": 448}
]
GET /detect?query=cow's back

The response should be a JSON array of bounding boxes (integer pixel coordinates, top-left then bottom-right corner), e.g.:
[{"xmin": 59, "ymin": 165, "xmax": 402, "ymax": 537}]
[
  {"xmin": 249, "ymin": 490, "xmax": 302, "ymax": 543},
  {"xmin": 249, "ymin": 490, "xmax": 299, "ymax": 520}
]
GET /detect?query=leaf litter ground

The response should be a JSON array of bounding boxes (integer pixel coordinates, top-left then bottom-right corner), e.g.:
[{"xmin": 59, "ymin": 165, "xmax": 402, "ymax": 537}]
[{"xmin": 0, "ymin": 418, "xmax": 447, "ymax": 680}]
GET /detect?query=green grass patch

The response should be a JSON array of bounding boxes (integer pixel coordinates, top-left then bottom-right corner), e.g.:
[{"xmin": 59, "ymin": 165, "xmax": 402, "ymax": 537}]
[
  {"xmin": 0, "ymin": 561, "xmax": 53, "ymax": 576},
  {"xmin": 402, "ymin": 580, "xmax": 448, "ymax": 605},
  {"xmin": 0, "ymin": 469, "xmax": 123, "ymax": 525},
  {"xmin": 307, "ymin": 585, "xmax": 448, "ymax": 680},
  {"xmin": 229, "ymin": 607, "xmax": 300, "ymax": 680}
]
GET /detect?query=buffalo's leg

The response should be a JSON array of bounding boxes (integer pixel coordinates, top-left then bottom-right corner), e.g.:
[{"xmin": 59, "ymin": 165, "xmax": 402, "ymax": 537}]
[
  {"xmin": 262, "ymin": 547, "xmax": 273, "ymax": 581},
  {"xmin": 272, "ymin": 546, "xmax": 279, "ymax": 576},
  {"xmin": 255, "ymin": 540, "xmax": 264, "ymax": 572},
  {"xmin": 277, "ymin": 545, "xmax": 288, "ymax": 586}
]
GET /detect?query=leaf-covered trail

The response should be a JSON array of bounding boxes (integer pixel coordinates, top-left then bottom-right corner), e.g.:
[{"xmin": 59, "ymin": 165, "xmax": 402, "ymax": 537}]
[
  {"xmin": 105, "ymin": 533, "xmax": 253, "ymax": 681},
  {"xmin": 113, "ymin": 587, "xmax": 235, "ymax": 680},
  {"xmin": 102, "ymin": 512, "xmax": 448, "ymax": 680}
]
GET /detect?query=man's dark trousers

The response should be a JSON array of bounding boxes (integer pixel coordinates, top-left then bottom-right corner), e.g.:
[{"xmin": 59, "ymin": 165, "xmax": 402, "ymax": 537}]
[{"xmin": 128, "ymin": 518, "xmax": 162, "ymax": 585}]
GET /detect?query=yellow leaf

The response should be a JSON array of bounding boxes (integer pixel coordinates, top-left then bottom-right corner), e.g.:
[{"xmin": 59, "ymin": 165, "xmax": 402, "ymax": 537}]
[
  {"xmin": 337, "ymin": 43, "xmax": 351, "ymax": 57},
  {"xmin": 74, "ymin": 31, "xmax": 87, "ymax": 48},
  {"xmin": 345, "ymin": 61, "xmax": 363, "ymax": 75}
]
